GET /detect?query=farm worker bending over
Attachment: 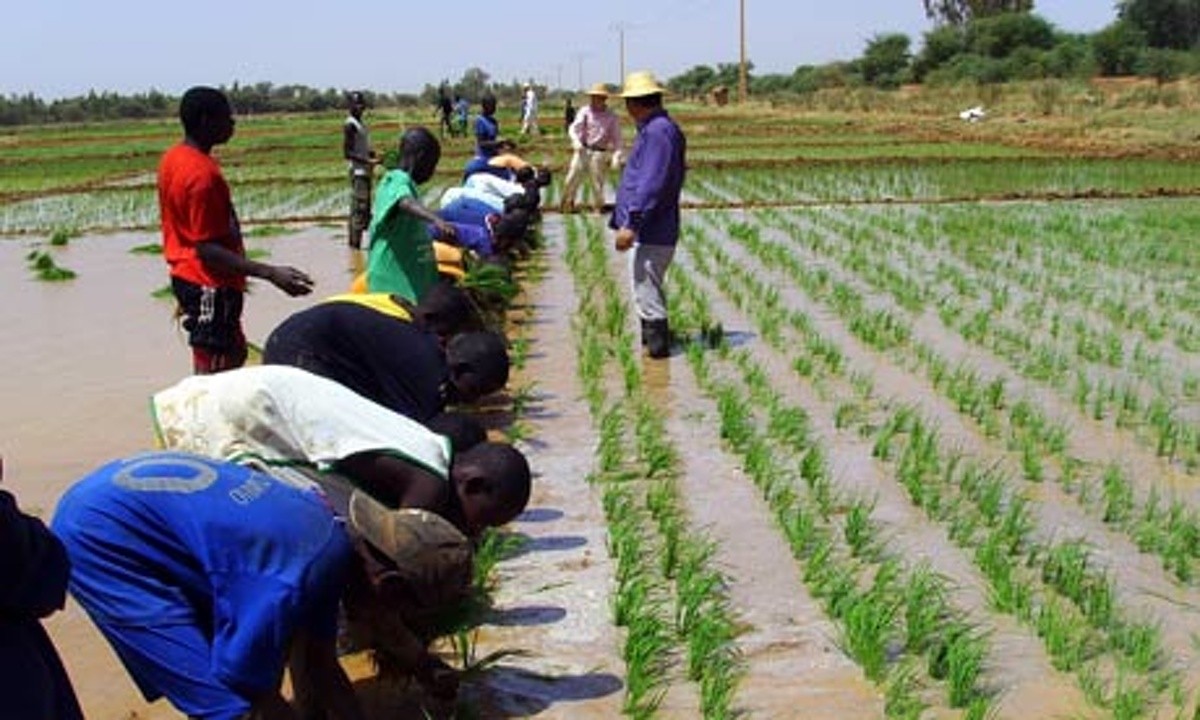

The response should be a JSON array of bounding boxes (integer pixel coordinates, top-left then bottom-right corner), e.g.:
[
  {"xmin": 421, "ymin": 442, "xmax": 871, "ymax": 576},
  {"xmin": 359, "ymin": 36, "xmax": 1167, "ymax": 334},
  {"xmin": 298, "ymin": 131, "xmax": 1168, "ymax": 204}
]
[
  {"xmin": 51, "ymin": 450, "xmax": 487, "ymax": 718},
  {"xmin": 610, "ymin": 71, "xmax": 687, "ymax": 359},
  {"xmin": 149, "ymin": 364, "xmax": 531, "ymax": 539},
  {"xmin": 158, "ymin": 85, "xmax": 313, "ymax": 375},
  {"xmin": 0, "ymin": 456, "xmax": 85, "ymax": 720},
  {"xmin": 562, "ymin": 82, "xmax": 624, "ymax": 214},
  {"xmin": 262, "ymin": 289, "xmax": 510, "ymax": 423},
  {"xmin": 366, "ymin": 127, "xmax": 457, "ymax": 303},
  {"xmin": 426, "ymin": 208, "xmax": 532, "ymax": 258},
  {"xmin": 343, "ymin": 90, "xmax": 380, "ymax": 250}
]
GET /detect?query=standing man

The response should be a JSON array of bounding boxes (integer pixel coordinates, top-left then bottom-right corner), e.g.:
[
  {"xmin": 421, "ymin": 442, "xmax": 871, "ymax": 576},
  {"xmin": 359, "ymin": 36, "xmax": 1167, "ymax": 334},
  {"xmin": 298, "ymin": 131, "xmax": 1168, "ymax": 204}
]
[
  {"xmin": 474, "ymin": 94, "xmax": 500, "ymax": 155},
  {"xmin": 610, "ymin": 71, "xmax": 686, "ymax": 359},
  {"xmin": 344, "ymin": 90, "xmax": 378, "ymax": 250},
  {"xmin": 562, "ymin": 83, "xmax": 624, "ymax": 214},
  {"xmin": 159, "ymin": 86, "xmax": 313, "ymax": 375},
  {"xmin": 520, "ymin": 83, "xmax": 539, "ymax": 136}
]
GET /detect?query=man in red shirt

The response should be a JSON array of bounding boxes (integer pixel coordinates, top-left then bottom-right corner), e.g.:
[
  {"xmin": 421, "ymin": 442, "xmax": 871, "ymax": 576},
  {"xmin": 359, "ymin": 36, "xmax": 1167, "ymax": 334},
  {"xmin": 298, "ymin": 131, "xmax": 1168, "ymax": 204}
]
[{"xmin": 158, "ymin": 86, "xmax": 314, "ymax": 374}]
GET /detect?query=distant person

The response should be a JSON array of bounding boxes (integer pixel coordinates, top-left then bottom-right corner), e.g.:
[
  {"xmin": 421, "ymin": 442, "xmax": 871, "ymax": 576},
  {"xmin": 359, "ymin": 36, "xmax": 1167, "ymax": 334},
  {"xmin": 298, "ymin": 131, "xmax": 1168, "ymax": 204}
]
[
  {"xmin": 0, "ymin": 456, "xmax": 84, "ymax": 720},
  {"xmin": 158, "ymin": 86, "xmax": 313, "ymax": 374},
  {"xmin": 51, "ymin": 450, "xmax": 511, "ymax": 717},
  {"xmin": 435, "ymin": 86, "xmax": 454, "ymax": 138},
  {"xmin": 149, "ymin": 366, "xmax": 531, "ymax": 538},
  {"xmin": 367, "ymin": 126, "xmax": 456, "ymax": 302},
  {"xmin": 610, "ymin": 71, "xmax": 686, "ymax": 359},
  {"xmin": 453, "ymin": 95, "xmax": 470, "ymax": 137},
  {"xmin": 263, "ymin": 292, "xmax": 510, "ymax": 422},
  {"xmin": 520, "ymin": 83, "xmax": 539, "ymax": 136},
  {"xmin": 474, "ymin": 94, "xmax": 500, "ymax": 155},
  {"xmin": 563, "ymin": 96, "xmax": 576, "ymax": 133},
  {"xmin": 562, "ymin": 82, "xmax": 624, "ymax": 214},
  {"xmin": 344, "ymin": 90, "xmax": 379, "ymax": 249}
]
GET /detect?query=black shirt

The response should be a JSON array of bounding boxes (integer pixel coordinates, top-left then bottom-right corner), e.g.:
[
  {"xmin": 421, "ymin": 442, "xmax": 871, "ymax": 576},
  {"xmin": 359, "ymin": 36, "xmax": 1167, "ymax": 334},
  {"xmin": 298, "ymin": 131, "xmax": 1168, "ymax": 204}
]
[{"xmin": 262, "ymin": 299, "xmax": 448, "ymax": 422}]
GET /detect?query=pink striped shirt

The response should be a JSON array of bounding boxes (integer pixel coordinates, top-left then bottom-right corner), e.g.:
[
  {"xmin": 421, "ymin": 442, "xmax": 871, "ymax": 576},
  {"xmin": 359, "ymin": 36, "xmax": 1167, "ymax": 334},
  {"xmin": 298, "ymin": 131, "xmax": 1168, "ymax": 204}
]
[{"xmin": 568, "ymin": 105, "xmax": 622, "ymax": 152}]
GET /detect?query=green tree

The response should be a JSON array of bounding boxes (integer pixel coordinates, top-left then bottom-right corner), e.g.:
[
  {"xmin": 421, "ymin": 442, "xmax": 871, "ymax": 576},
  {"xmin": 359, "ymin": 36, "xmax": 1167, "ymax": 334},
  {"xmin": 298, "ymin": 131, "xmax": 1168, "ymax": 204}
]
[
  {"xmin": 1092, "ymin": 20, "xmax": 1148, "ymax": 74},
  {"xmin": 859, "ymin": 33, "xmax": 913, "ymax": 88},
  {"xmin": 1118, "ymin": 0, "xmax": 1200, "ymax": 49},
  {"xmin": 923, "ymin": 0, "xmax": 1033, "ymax": 25},
  {"xmin": 668, "ymin": 65, "xmax": 719, "ymax": 97},
  {"xmin": 965, "ymin": 11, "xmax": 1056, "ymax": 57},
  {"xmin": 456, "ymin": 67, "xmax": 491, "ymax": 101}
]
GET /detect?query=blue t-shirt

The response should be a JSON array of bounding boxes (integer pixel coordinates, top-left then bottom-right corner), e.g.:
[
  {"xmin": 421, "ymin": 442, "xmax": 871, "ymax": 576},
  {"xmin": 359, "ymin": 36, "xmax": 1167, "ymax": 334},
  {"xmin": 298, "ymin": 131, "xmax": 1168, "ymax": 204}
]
[
  {"xmin": 52, "ymin": 452, "xmax": 351, "ymax": 696},
  {"xmin": 474, "ymin": 114, "xmax": 498, "ymax": 151}
]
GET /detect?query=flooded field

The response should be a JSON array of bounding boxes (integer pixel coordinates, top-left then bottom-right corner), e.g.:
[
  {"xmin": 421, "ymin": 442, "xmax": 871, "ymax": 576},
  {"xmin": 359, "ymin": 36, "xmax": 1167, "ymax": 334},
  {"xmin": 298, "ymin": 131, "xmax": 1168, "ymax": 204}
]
[{"xmin": 6, "ymin": 92, "xmax": 1200, "ymax": 718}]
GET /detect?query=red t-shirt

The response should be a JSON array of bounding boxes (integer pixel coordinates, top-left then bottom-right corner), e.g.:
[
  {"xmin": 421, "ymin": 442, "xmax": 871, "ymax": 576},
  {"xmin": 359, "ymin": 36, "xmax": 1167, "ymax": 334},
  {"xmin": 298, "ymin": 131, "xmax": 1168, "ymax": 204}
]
[{"xmin": 158, "ymin": 143, "xmax": 246, "ymax": 290}]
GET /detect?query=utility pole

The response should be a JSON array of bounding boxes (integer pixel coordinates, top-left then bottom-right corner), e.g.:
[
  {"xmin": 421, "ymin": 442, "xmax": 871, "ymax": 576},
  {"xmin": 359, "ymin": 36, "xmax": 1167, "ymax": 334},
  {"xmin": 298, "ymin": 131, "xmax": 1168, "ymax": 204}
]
[
  {"xmin": 571, "ymin": 52, "xmax": 587, "ymax": 90},
  {"xmin": 739, "ymin": 0, "xmax": 748, "ymax": 103},
  {"xmin": 611, "ymin": 22, "xmax": 629, "ymax": 82}
]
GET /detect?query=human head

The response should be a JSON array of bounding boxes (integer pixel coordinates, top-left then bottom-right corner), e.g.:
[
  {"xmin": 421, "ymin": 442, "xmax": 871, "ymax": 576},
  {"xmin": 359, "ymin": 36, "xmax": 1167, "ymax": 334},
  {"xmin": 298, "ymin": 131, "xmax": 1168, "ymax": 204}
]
[
  {"xmin": 449, "ymin": 441, "xmax": 531, "ymax": 535},
  {"xmin": 445, "ymin": 330, "xmax": 510, "ymax": 404},
  {"xmin": 348, "ymin": 90, "xmax": 367, "ymax": 117},
  {"xmin": 620, "ymin": 71, "xmax": 666, "ymax": 121},
  {"xmin": 179, "ymin": 86, "xmax": 234, "ymax": 149},
  {"xmin": 341, "ymin": 496, "xmax": 475, "ymax": 675},
  {"xmin": 490, "ymin": 209, "xmax": 530, "ymax": 254},
  {"xmin": 481, "ymin": 94, "xmax": 497, "ymax": 116},
  {"xmin": 397, "ymin": 127, "xmax": 441, "ymax": 184},
  {"xmin": 586, "ymin": 82, "xmax": 610, "ymax": 110},
  {"xmin": 412, "ymin": 280, "xmax": 480, "ymax": 340}
]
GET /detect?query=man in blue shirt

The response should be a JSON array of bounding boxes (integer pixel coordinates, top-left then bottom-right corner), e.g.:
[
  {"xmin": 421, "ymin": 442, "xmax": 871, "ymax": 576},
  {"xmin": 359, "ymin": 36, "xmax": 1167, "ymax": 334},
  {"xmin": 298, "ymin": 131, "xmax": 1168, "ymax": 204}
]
[
  {"xmin": 610, "ymin": 71, "xmax": 687, "ymax": 359},
  {"xmin": 51, "ymin": 451, "xmax": 488, "ymax": 719}
]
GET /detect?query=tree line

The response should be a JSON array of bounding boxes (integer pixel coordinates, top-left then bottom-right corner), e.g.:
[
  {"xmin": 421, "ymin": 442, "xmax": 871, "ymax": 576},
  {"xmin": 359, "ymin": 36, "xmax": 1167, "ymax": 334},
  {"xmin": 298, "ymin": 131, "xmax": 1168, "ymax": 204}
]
[{"xmin": 1, "ymin": 0, "xmax": 1197, "ymax": 126}]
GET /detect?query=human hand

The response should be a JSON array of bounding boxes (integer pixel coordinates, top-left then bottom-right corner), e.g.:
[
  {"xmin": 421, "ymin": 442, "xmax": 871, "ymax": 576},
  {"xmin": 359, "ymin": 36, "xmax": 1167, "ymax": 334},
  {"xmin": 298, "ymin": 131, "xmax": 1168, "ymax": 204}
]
[
  {"xmin": 268, "ymin": 266, "xmax": 314, "ymax": 296},
  {"xmin": 614, "ymin": 228, "xmax": 635, "ymax": 252},
  {"xmin": 436, "ymin": 222, "xmax": 458, "ymax": 243},
  {"xmin": 416, "ymin": 653, "xmax": 460, "ymax": 701}
]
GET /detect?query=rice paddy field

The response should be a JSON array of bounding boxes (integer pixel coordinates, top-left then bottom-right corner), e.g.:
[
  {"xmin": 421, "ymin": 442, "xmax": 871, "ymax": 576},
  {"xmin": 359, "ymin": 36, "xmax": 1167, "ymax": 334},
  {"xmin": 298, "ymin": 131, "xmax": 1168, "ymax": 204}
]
[{"xmin": 5, "ymin": 78, "xmax": 1200, "ymax": 719}]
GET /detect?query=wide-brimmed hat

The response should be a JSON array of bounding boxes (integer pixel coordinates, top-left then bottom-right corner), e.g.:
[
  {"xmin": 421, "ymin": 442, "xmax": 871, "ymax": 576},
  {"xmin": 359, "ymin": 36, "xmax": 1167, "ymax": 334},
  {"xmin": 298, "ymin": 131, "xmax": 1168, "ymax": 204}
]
[
  {"xmin": 620, "ymin": 71, "xmax": 667, "ymax": 98},
  {"xmin": 349, "ymin": 490, "xmax": 473, "ymax": 599},
  {"xmin": 585, "ymin": 82, "xmax": 610, "ymax": 97}
]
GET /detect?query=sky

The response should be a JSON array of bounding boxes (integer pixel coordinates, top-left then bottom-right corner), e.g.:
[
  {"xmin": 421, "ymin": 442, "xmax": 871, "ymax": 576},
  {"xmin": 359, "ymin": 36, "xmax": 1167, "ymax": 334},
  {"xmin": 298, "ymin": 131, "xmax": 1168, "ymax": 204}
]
[{"xmin": 0, "ymin": 1, "xmax": 1118, "ymax": 101}]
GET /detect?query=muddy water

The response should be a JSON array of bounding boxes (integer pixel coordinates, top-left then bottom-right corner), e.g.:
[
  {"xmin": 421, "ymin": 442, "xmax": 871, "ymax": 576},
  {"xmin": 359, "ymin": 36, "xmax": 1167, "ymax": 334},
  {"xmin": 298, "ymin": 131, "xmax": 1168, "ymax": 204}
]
[
  {"xmin": 2, "ymin": 228, "xmax": 377, "ymax": 718},
  {"xmin": 460, "ymin": 221, "xmax": 626, "ymax": 718}
]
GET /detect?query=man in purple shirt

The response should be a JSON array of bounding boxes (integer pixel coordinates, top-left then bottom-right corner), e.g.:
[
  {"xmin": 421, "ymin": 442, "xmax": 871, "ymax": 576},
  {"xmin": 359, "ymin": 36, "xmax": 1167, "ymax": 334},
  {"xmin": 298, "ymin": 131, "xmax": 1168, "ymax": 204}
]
[{"xmin": 610, "ymin": 70, "xmax": 687, "ymax": 359}]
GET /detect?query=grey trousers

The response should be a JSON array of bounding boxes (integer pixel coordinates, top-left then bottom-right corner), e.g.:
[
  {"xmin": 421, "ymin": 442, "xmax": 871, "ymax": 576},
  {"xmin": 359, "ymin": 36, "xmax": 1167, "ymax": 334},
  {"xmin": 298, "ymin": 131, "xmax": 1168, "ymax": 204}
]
[{"xmin": 630, "ymin": 243, "xmax": 675, "ymax": 321}]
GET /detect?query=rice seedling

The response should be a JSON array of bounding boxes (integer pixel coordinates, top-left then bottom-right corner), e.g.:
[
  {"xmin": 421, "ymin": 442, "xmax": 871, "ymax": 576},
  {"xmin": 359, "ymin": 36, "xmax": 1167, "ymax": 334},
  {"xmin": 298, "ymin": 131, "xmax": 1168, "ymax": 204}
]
[
  {"xmin": 840, "ymin": 582, "xmax": 900, "ymax": 682},
  {"xmin": 884, "ymin": 660, "xmax": 928, "ymax": 720},
  {"xmin": 129, "ymin": 242, "xmax": 162, "ymax": 255},
  {"xmin": 48, "ymin": 227, "xmax": 79, "ymax": 246},
  {"xmin": 25, "ymin": 249, "xmax": 76, "ymax": 281}
]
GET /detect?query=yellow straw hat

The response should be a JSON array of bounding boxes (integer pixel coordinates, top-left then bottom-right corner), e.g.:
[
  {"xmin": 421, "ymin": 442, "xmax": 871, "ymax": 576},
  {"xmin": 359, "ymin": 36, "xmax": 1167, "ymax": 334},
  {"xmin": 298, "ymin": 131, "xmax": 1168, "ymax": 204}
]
[
  {"xmin": 620, "ymin": 70, "xmax": 667, "ymax": 98},
  {"xmin": 585, "ymin": 82, "xmax": 610, "ymax": 97}
]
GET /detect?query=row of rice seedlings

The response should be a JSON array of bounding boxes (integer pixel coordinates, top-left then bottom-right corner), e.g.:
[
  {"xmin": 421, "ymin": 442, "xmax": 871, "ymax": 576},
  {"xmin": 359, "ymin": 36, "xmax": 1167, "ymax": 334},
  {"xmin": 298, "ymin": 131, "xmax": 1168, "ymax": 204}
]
[
  {"xmin": 669, "ymin": 264, "xmax": 993, "ymax": 718},
  {"xmin": 720, "ymin": 208, "xmax": 1200, "ymax": 583},
  {"xmin": 564, "ymin": 216, "xmax": 743, "ymax": 717},
  {"xmin": 694, "ymin": 159, "xmax": 1200, "ymax": 206},
  {"xmin": 876, "ymin": 407, "xmax": 1177, "ymax": 715},
  {"xmin": 565, "ymin": 218, "xmax": 673, "ymax": 716},
  {"xmin": 696, "ymin": 207, "xmax": 1190, "ymax": 710}
]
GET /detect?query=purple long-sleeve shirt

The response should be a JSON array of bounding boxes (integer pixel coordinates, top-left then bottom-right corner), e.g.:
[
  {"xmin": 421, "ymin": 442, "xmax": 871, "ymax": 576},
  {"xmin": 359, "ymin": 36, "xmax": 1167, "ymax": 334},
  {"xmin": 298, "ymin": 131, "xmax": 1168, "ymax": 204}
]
[{"xmin": 611, "ymin": 108, "xmax": 686, "ymax": 246}]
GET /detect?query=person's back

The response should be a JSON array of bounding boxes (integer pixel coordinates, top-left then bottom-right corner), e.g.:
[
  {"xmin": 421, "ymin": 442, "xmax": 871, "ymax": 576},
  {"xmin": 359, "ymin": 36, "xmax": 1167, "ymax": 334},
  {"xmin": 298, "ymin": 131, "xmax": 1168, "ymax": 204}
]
[
  {"xmin": 1, "ymin": 486, "xmax": 84, "ymax": 720},
  {"xmin": 262, "ymin": 297, "xmax": 448, "ymax": 421},
  {"xmin": 51, "ymin": 451, "xmax": 353, "ymax": 718}
]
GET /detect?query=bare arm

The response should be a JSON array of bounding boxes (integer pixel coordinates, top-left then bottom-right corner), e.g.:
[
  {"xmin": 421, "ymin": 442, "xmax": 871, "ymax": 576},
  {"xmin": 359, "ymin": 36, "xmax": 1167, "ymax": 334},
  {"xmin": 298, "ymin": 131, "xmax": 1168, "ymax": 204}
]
[
  {"xmin": 289, "ymin": 631, "xmax": 365, "ymax": 720},
  {"xmin": 196, "ymin": 242, "xmax": 314, "ymax": 297},
  {"xmin": 335, "ymin": 452, "xmax": 449, "ymax": 513},
  {"xmin": 396, "ymin": 198, "xmax": 456, "ymax": 243}
]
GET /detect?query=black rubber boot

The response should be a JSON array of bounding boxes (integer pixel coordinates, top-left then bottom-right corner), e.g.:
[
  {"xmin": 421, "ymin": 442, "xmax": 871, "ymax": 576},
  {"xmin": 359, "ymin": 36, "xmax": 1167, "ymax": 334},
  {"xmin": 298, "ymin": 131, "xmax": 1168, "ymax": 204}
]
[
  {"xmin": 647, "ymin": 319, "xmax": 671, "ymax": 359},
  {"xmin": 640, "ymin": 319, "xmax": 651, "ymax": 347}
]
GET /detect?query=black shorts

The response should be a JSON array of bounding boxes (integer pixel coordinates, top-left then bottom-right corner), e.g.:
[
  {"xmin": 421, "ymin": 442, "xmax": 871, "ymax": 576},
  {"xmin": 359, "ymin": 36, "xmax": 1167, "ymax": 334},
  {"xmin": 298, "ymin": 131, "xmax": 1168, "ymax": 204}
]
[{"xmin": 171, "ymin": 277, "xmax": 245, "ymax": 353}]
